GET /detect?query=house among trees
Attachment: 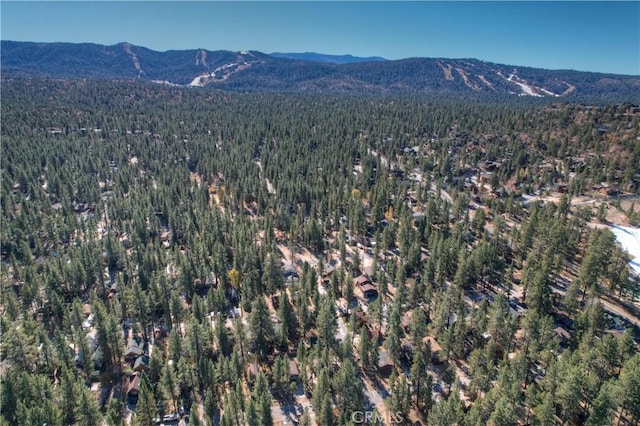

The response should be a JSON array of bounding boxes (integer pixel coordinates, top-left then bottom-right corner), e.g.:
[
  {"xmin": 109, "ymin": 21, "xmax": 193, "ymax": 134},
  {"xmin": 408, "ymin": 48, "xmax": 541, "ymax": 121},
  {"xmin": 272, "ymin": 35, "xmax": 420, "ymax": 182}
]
[
  {"xmin": 322, "ymin": 263, "xmax": 336, "ymax": 278},
  {"xmin": 354, "ymin": 274, "xmax": 378, "ymax": 300},
  {"xmin": 377, "ymin": 349, "xmax": 394, "ymax": 377},
  {"xmin": 133, "ymin": 355, "xmax": 150, "ymax": 372},
  {"xmin": 412, "ymin": 212, "xmax": 426, "ymax": 224},
  {"xmin": 282, "ymin": 266, "xmax": 299, "ymax": 280},
  {"xmin": 554, "ymin": 326, "xmax": 572, "ymax": 346},
  {"xmin": 359, "ymin": 283, "xmax": 378, "ymax": 300},
  {"xmin": 369, "ymin": 328, "xmax": 384, "ymax": 345},
  {"xmin": 508, "ymin": 303, "xmax": 526, "ymax": 323},
  {"xmin": 124, "ymin": 338, "xmax": 145, "ymax": 362},
  {"xmin": 355, "ymin": 275, "xmax": 372, "ymax": 287},
  {"xmin": 153, "ymin": 325, "xmax": 170, "ymax": 340},
  {"xmin": 126, "ymin": 372, "xmax": 141, "ymax": 403}
]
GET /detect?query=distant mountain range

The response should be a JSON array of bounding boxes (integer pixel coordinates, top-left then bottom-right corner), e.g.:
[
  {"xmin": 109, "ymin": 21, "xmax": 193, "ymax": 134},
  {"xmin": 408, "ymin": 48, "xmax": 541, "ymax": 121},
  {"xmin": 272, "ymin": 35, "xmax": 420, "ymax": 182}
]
[
  {"xmin": 2, "ymin": 40, "xmax": 639, "ymax": 101},
  {"xmin": 269, "ymin": 52, "xmax": 387, "ymax": 64}
]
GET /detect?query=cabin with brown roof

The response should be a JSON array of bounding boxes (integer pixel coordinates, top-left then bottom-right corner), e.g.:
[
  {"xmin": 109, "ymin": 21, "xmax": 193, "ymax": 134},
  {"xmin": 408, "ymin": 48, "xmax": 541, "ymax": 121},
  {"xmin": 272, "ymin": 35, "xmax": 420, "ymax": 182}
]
[
  {"xmin": 126, "ymin": 372, "xmax": 141, "ymax": 401},
  {"xmin": 355, "ymin": 275, "xmax": 372, "ymax": 287},
  {"xmin": 369, "ymin": 328, "xmax": 384, "ymax": 345},
  {"xmin": 354, "ymin": 274, "xmax": 378, "ymax": 300},
  {"xmin": 359, "ymin": 283, "xmax": 379, "ymax": 300},
  {"xmin": 377, "ymin": 349, "xmax": 394, "ymax": 377},
  {"xmin": 554, "ymin": 326, "xmax": 571, "ymax": 344},
  {"xmin": 133, "ymin": 355, "xmax": 149, "ymax": 372}
]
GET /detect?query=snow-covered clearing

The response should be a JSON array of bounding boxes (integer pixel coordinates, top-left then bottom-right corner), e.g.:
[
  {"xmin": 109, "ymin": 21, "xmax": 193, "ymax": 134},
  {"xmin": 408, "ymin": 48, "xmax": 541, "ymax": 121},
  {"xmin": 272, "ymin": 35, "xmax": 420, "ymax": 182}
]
[
  {"xmin": 507, "ymin": 74, "xmax": 543, "ymax": 97},
  {"xmin": 189, "ymin": 75, "xmax": 208, "ymax": 87},
  {"xmin": 609, "ymin": 225, "xmax": 640, "ymax": 274},
  {"xmin": 539, "ymin": 87, "xmax": 560, "ymax": 97}
]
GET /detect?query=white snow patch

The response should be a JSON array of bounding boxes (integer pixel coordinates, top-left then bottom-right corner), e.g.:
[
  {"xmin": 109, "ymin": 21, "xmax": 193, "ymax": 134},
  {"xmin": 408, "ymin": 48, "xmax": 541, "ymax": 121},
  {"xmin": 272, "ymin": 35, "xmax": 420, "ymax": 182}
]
[
  {"xmin": 609, "ymin": 225, "xmax": 640, "ymax": 274},
  {"xmin": 538, "ymin": 87, "xmax": 560, "ymax": 97},
  {"xmin": 507, "ymin": 74, "xmax": 543, "ymax": 97},
  {"xmin": 190, "ymin": 75, "xmax": 208, "ymax": 86},
  {"xmin": 151, "ymin": 80, "xmax": 181, "ymax": 87}
]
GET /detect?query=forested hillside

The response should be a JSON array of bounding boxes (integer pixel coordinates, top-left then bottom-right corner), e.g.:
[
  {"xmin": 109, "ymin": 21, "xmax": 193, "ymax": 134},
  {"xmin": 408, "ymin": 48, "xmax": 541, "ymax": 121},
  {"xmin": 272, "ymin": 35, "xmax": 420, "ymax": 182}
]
[
  {"xmin": 3, "ymin": 40, "xmax": 640, "ymax": 102},
  {"xmin": 1, "ymin": 78, "xmax": 639, "ymax": 425}
]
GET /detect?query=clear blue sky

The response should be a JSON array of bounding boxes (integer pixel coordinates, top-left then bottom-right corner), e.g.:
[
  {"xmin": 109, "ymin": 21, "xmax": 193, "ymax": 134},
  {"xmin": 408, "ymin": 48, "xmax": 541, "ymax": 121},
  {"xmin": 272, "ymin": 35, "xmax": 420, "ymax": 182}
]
[{"xmin": 2, "ymin": 1, "xmax": 639, "ymax": 75}]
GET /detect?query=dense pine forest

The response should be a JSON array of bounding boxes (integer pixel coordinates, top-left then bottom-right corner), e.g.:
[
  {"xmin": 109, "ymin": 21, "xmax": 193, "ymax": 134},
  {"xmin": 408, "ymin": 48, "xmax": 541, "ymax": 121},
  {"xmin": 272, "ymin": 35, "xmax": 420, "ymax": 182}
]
[{"xmin": 1, "ymin": 77, "xmax": 640, "ymax": 425}]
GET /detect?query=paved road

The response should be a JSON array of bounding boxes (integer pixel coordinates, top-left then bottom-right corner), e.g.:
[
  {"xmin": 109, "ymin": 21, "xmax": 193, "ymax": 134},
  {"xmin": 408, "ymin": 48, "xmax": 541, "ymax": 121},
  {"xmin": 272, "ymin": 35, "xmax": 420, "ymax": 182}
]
[
  {"xmin": 599, "ymin": 295, "xmax": 640, "ymax": 327},
  {"xmin": 336, "ymin": 314, "xmax": 348, "ymax": 342},
  {"xmin": 431, "ymin": 183, "xmax": 453, "ymax": 203},
  {"xmin": 362, "ymin": 374, "xmax": 388, "ymax": 420}
]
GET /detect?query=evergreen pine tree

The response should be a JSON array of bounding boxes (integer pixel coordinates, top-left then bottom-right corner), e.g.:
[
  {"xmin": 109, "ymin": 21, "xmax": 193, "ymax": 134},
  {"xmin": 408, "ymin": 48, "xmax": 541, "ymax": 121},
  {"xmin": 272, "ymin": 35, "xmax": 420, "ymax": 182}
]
[{"xmin": 134, "ymin": 373, "xmax": 157, "ymax": 426}]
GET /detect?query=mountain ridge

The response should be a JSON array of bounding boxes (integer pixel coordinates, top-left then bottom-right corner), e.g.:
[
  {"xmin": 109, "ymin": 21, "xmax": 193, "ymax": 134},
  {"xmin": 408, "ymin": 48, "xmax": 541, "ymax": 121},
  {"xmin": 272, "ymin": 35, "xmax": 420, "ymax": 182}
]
[
  {"xmin": 2, "ymin": 40, "xmax": 639, "ymax": 102},
  {"xmin": 269, "ymin": 51, "xmax": 387, "ymax": 64}
]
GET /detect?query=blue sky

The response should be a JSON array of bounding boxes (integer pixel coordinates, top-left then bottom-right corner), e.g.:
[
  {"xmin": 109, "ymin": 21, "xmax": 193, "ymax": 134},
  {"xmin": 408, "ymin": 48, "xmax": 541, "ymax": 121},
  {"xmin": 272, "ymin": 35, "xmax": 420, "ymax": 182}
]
[{"xmin": 2, "ymin": 1, "xmax": 639, "ymax": 75}]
